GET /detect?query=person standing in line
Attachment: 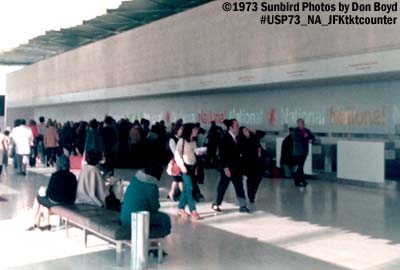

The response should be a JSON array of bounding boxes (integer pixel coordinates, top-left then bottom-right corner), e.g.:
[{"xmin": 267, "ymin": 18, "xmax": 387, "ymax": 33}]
[
  {"xmin": 44, "ymin": 120, "xmax": 59, "ymax": 167},
  {"xmin": 3, "ymin": 130, "xmax": 10, "ymax": 169},
  {"xmin": 11, "ymin": 119, "xmax": 33, "ymax": 175},
  {"xmin": 291, "ymin": 119, "xmax": 315, "ymax": 187},
  {"xmin": 37, "ymin": 116, "xmax": 46, "ymax": 166},
  {"xmin": 238, "ymin": 126, "xmax": 263, "ymax": 211},
  {"xmin": 212, "ymin": 119, "xmax": 250, "ymax": 213},
  {"xmin": 28, "ymin": 120, "xmax": 40, "ymax": 167},
  {"xmin": 280, "ymin": 127, "xmax": 294, "ymax": 178},
  {"xmin": 167, "ymin": 122, "xmax": 184, "ymax": 201},
  {"xmin": 174, "ymin": 123, "xmax": 202, "ymax": 219}
]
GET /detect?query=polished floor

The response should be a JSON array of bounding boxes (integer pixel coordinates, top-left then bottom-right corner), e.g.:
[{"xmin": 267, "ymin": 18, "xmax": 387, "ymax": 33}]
[{"xmin": 1, "ymin": 164, "xmax": 400, "ymax": 270}]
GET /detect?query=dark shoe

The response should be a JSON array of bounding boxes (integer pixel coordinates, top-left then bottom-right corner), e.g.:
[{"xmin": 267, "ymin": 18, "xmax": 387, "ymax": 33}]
[
  {"xmin": 26, "ymin": 224, "xmax": 38, "ymax": 231},
  {"xmin": 239, "ymin": 206, "xmax": 250, "ymax": 213},
  {"xmin": 39, "ymin": 225, "xmax": 51, "ymax": 231},
  {"xmin": 248, "ymin": 203, "xmax": 256, "ymax": 212},
  {"xmin": 301, "ymin": 181, "xmax": 308, "ymax": 187},
  {"xmin": 294, "ymin": 181, "xmax": 302, "ymax": 187},
  {"xmin": 211, "ymin": 204, "xmax": 222, "ymax": 212},
  {"xmin": 148, "ymin": 250, "xmax": 168, "ymax": 257}
]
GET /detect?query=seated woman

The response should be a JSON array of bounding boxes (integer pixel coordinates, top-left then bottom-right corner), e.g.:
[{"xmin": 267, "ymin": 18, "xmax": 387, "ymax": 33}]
[
  {"xmin": 27, "ymin": 155, "xmax": 77, "ymax": 231},
  {"xmin": 120, "ymin": 161, "xmax": 171, "ymax": 239},
  {"xmin": 76, "ymin": 150, "xmax": 109, "ymax": 207}
]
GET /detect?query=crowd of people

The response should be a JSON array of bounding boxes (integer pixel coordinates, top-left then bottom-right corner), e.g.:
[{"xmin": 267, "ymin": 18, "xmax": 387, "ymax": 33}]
[{"xmin": 13, "ymin": 115, "xmax": 313, "ymax": 237}]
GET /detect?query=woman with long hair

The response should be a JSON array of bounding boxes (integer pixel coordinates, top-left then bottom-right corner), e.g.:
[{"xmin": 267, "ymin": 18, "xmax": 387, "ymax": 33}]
[
  {"xmin": 167, "ymin": 122, "xmax": 184, "ymax": 201},
  {"xmin": 238, "ymin": 126, "xmax": 263, "ymax": 211},
  {"xmin": 174, "ymin": 123, "xmax": 202, "ymax": 219}
]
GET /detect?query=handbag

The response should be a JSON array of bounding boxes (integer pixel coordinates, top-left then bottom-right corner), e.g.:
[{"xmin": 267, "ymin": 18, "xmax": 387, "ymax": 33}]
[
  {"xmin": 166, "ymin": 140, "xmax": 185, "ymax": 176},
  {"xmin": 69, "ymin": 155, "xmax": 83, "ymax": 170}
]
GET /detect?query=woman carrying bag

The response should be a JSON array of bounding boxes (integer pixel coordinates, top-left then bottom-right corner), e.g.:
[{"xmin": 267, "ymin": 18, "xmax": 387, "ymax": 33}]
[{"xmin": 174, "ymin": 123, "xmax": 203, "ymax": 219}]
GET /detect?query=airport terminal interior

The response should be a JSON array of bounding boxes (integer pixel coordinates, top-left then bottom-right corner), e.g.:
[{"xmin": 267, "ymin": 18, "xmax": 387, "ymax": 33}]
[{"xmin": 1, "ymin": 0, "xmax": 400, "ymax": 269}]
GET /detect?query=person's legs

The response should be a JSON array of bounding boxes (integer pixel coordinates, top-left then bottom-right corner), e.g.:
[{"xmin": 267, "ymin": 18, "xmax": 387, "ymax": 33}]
[
  {"xmin": 298, "ymin": 154, "xmax": 308, "ymax": 185},
  {"xmin": 16, "ymin": 154, "xmax": 23, "ymax": 174},
  {"xmin": 293, "ymin": 155, "xmax": 307, "ymax": 186},
  {"xmin": 168, "ymin": 181, "xmax": 178, "ymax": 199},
  {"xmin": 231, "ymin": 172, "xmax": 247, "ymax": 208},
  {"xmin": 214, "ymin": 172, "xmax": 231, "ymax": 206},
  {"xmin": 21, "ymin": 155, "xmax": 28, "ymax": 174},
  {"xmin": 150, "ymin": 212, "xmax": 172, "ymax": 238},
  {"xmin": 26, "ymin": 198, "xmax": 41, "ymax": 230},
  {"xmin": 178, "ymin": 173, "xmax": 196, "ymax": 213},
  {"xmin": 247, "ymin": 173, "xmax": 263, "ymax": 204}
]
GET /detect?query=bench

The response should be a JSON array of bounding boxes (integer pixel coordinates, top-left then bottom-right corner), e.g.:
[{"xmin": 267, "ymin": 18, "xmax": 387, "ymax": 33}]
[{"xmin": 51, "ymin": 204, "xmax": 164, "ymax": 266}]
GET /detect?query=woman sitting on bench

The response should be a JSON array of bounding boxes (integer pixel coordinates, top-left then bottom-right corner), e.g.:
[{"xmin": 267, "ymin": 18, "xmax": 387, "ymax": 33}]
[{"xmin": 27, "ymin": 155, "xmax": 77, "ymax": 231}]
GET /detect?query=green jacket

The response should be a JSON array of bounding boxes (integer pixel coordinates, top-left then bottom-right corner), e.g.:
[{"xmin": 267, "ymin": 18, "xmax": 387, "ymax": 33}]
[{"xmin": 120, "ymin": 170, "xmax": 160, "ymax": 226}]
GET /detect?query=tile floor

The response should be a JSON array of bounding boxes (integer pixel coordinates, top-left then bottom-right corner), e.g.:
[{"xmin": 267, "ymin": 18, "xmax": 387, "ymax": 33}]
[{"xmin": 1, "ymin": 165, "xmax": 400, "ymax": 270}]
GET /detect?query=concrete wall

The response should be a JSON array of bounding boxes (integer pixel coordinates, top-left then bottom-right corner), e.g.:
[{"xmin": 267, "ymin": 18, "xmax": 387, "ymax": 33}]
[{"xmin": 6, "ymin": 0, "xmax": 400, "ymax": 106}]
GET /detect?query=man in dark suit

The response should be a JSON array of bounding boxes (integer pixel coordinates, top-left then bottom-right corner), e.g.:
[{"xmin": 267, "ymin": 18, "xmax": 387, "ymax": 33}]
[
  {"xmin": 291, "ymin": 119, "xmax": 315, "ymax": 187},
  {"xmin": 212, "ymin": 119, "xmax": 250, "ymax": 213}
]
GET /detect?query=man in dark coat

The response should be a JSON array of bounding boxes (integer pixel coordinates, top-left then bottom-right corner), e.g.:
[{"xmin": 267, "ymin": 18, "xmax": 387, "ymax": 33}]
[
  {"xmin": 291, "ymin": 119, "xmax": 315, "ymax": 187},
  {"xmin": 211, "ymin": 119, "xmax": 250, "ymax": 213}
]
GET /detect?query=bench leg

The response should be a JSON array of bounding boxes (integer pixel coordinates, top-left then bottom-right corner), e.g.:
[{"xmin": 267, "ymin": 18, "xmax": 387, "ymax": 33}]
[
  {"xmin": 157, "ymin": 240, "xmax": 163, "ymax": 264},
  {"xmin": 65, "ymin": 218, "xmax": 69, "ymax": 237},
  {"xmin": 84, "ymin": 228, "xmax": 88, "ymax": 248},
  {"xmin": 116, "ymin": 241, "xmax": 123, "ymax": 266}
]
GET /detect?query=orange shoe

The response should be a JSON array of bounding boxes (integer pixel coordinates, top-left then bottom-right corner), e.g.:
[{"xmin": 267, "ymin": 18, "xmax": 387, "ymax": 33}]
[
  {"xmin": 191, "ymin": 211, "xmax": 200, "ymax": 220},
  {"xmin": 177, "ymin": 209, "xmax": 190, "ymax": 217}
]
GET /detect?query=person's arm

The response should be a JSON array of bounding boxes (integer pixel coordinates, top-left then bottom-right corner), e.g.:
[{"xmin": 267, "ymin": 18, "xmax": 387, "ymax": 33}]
[
  {"xmin": 174, "ymin": 139, "xmax": 187, "ymax": 173},
  {"xmin": 148, "ymin": 185, "xmax": 160, "ymax": 212},
  {"xmin": 308, "ymin": 129, "xmax": 316, "ymax": 144},
  {"xmin": 218, "ymin": 135, "xmax": 232, "ymax": 177},
  {"xmin": 169, "ymin": 138, "xmax": 176, "ymax": 153}
]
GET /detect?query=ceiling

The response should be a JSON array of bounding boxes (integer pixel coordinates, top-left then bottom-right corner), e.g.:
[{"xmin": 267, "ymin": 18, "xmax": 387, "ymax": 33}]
[{"xmin": 0, "ymin": 0, "xmax": 214, "ymax": 65}]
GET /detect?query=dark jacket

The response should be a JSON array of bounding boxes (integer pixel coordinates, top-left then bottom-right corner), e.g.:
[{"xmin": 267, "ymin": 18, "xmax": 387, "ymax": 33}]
[
  {"xmin": 291, "ymin": 127, "xmax": 315, "ymax": 156},
  {"xmin": 218, "ymin": 132, "xmax": 242, "ymax": 172},
  {"xmin": 280, "ymin": 134, "xmax": 294, "ymax": 166},
  {"xmin": 239, "ymin": 135, "xmax": 263, "ymax": 176},
  {"xmin": 46, "ymin": 170, "xmax": 77, "ymax": 204}
]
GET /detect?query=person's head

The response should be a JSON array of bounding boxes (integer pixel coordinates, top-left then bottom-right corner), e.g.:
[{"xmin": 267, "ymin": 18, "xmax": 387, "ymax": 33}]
[
  {"xmin": 181, "ymin": 123, "xmax": 199, "ymax": 142},
  {"xmin": 297, "ymin": 119, "xmax": 305, "ymax": 129},
  {"xmin": 85, "ymin": 150, "xmax": 102, "ymax": 166},
  {"xmin": 46, "ymin": 118, "xmax": 53, "ymax": 127},
  {"xmin": 228, "ymin": 119, "xmax": 240, "ymax": 136},
  {"xmin": 211, "ymin": 121, "xmax": 216, "ymax": 126},
  {"xmin": 4, "ymin": 130, "xmax": 10, "ymax": 136},
  {"xmin": 144, "ymin": 160, "xmax": 163, "ymax": 180},
  {"xmin": 14, "ymin": 119, "xmax": 21, "ymax": 127},
  {"xmin": 29, "ymin": 119, "xmax": 36, "ymax": 126},
  {"xmin": 104, "ymin": 116, "xmax": 113, "ymax": 126},
  {"xmin": 20, "ymin": 119, "xmax": 26, "ymax": 125},
  {"xmin": 239, "ymin": 126, "xmax": 250, "ymax": 139},
  {"xmin": 133, "ymin": 120, "xmax": 140, "ymax": 127},
  {"xmin": 172, "ymin": 122, "xmax": 183, "ymax": 137},
  {"xmin": 39, "ymin": 116, "xmax": 45, "ymax": 123},
  {"xmin": 288, "ymin": 127, "xmax": 294, "ymax": 134},
  {"xmin": 89, "ymin": 119, "xmax": 98, "ymax": 130},
  {"xmin": 56, "ymin": 155, "xmax": 70, "ymax": 171}
]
